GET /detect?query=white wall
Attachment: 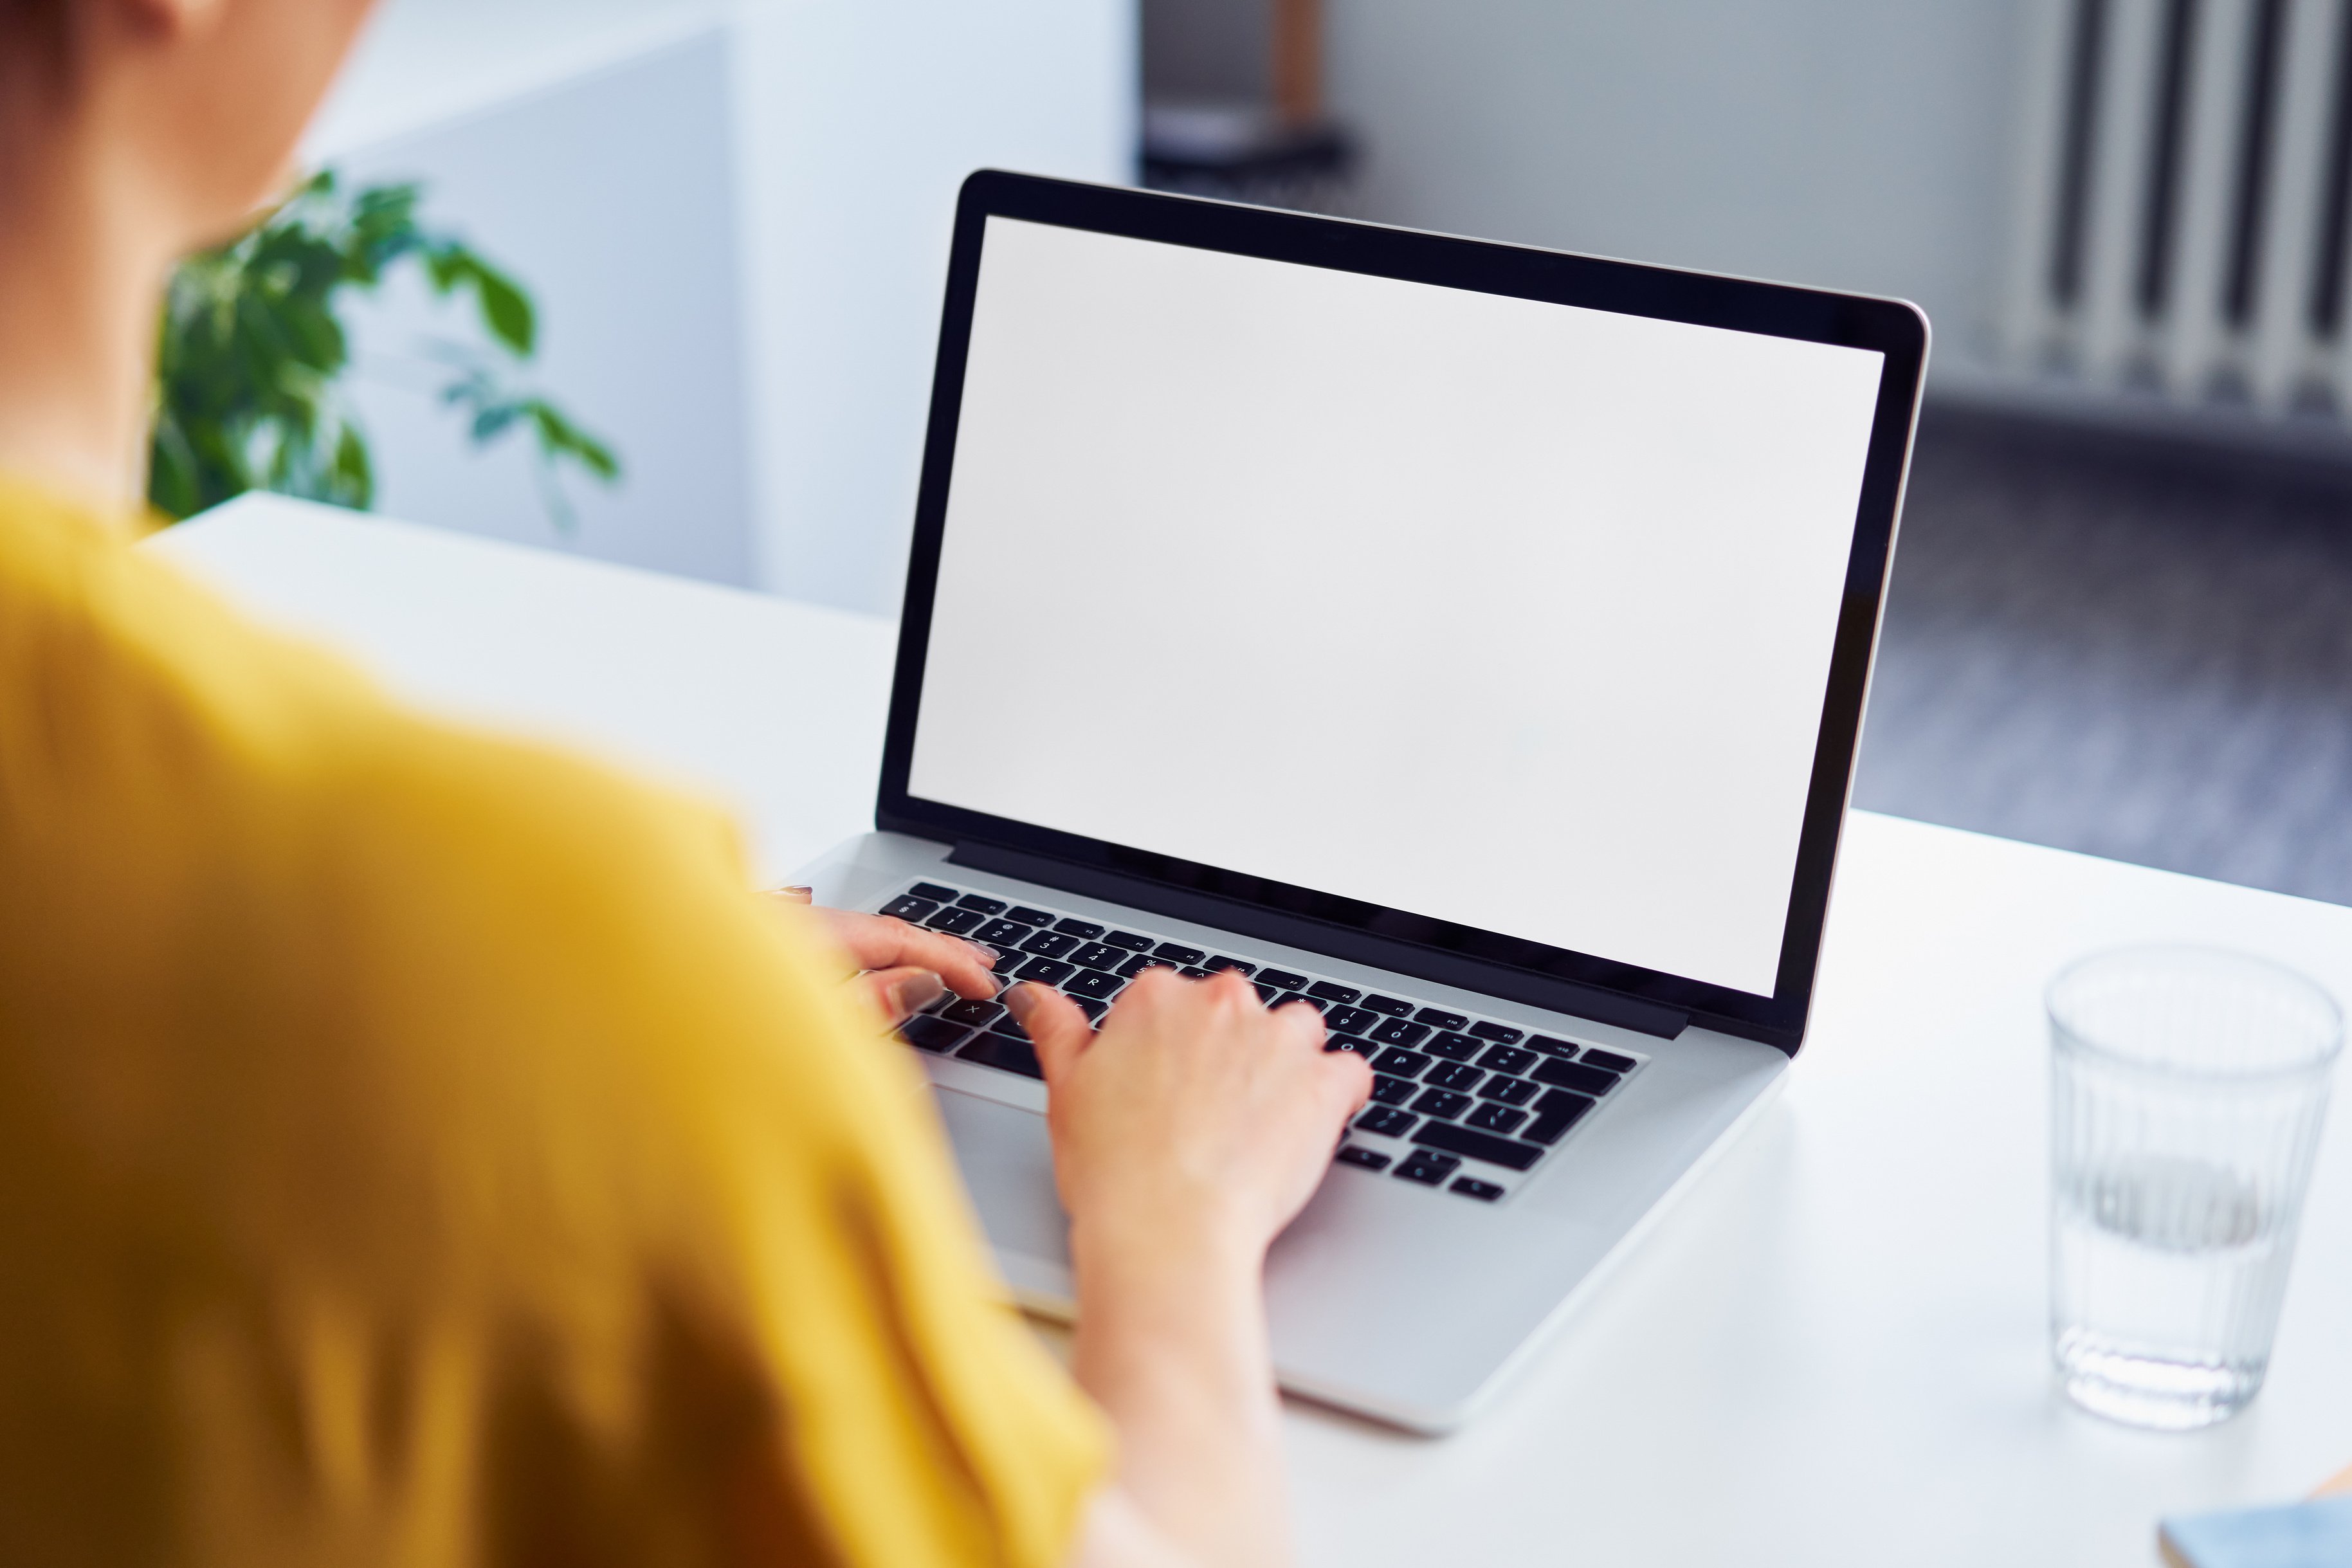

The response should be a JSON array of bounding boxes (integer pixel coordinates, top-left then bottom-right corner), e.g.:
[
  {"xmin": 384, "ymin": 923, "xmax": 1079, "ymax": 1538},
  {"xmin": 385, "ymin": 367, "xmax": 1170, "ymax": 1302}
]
[
  {"xmin": 734, "ymin": 0, "xmax": 1138, "ymax": 613},
  {"xmin": 307, "ymin": 0, "xmax": 1137, "ymax": 610},
  {"xmin": 329, "ymin": 27, "xmax": 756, "ymax": 583},
  {"xmin": 1321, "ymin": 0, "xmax": 2025, "ymax": 370},
  {"xmin": 310, "ymin": 0, "xmax": 726, "ymax": 152}
]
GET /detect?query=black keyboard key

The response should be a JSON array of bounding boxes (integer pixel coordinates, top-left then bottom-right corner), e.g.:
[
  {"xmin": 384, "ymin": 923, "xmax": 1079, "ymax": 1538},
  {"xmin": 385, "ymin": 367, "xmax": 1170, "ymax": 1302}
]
[
  {"xmin": 1068, "ymin": 994, "xmax": 1108, "ymax": 1021},
  {"xmin": 1371, "ymin": 1047, "xmax": 1431, "ymax": 1077},
  {"xmin": 1395, "ymin": 1150, "xmax": 1459, "ymax": 1185},
  {"xmin": 898, "ymin": 1014, "xmax": 971, "ymax": 1053},
  {"xmin": 1414, "ymin": 1007, "xmax": 1470, "ymax": 1030},
  {"xmin": 1425, "ymin": 1062, "xmax": 1484, "ymax": 1093},
  {"xmin": 880, "ymin": 894, "xmax": 940, "ymax": 922},
  {"xmin": 959, "ymin": 1032, "xmax": 1043, "ymax": 1079},
  {"xmin": 1370, "ymin": 1073, "xmax": 1418, "ymax": 1106},
  {"xmin": 1064, "ymin": 968, "xmax": 1124, "ymax": 1000},
  {"xmin": 1018, "ymin": 956, "xmax": 1075, "ymax": 985},
  {"xmin": 940, "ymin": 997, "xmax": 1004, "ymax": 1028},
  {"xmin": 1410, "ymin": 1088, "xmax": 1471, "ymax": 1120},
  {"xmin": 924, "ymin": 906, "xmax": 984, "ymax": 935},
  {"xmin": 1354, "ymin": 1106, "xmax": 1418, "ymax": 1138},
  {"xmin": 1153, "ymin": 942, "xmax": 1206, "ymax": 964},
  {"xmin": 1412, "ymin": 1120, "xmax": 1542, "ymax": 1171},
  {"xmin": 1257, "ymin": 968, "xmax": 1309, "ymax": 991},
  {"xmin": 1470, "ymin": 1021, "xmax": 1525, "ymax": 1044},
  {"xmin": 1524, "ymin": 1089, "xmax": 1595, "ymax": 1144},
  {"xmin": 1425, "ymin": 1031, "xmax": 1482, "ymax": 1061},
  {"xmin": 1180, "ymin": 966, "xmax": 1213, "ymax": 979},
  {"xmin": 1103, "ymin": 930, "xmax": 1154, "ymax": 952},
  {"xmin": 1021, "ymin": 929, "xmax": 1079, "ymax": 958},
  {"xmin": 1252, "ymin": 981, "xmax": 1282, "ymax": 1004},
  {"xmin": 1528, "ymin": 1034, "xmax": 1580, "ymax": 1057},
  {"xmin": 1006, "ymin": 906, "xmax": 1055, "ymax": 927},
  {"xmin": 1055, "ymin": 917, "xmax": 1104, "ymax": 939},
  {"xmin": 1336, "ymin": 1145, "xmax": 1392, "ymax": 1172},
  {"xmin": 989, "ymin": 1012, "xmax": 1031, "ymax": 1041},
  {"xmin": 1324, "ymin": 1005, "xmax": 1377, "ymax": 1036},
  {"xmin": 1202, "ymin": 956, "xmax": 1257, "ymax": 976},
  {"xmin": 1326, "ymin": 1036, "xmax": 1377, "ymax": 1058},
  {"xmin": 1068, "ymin": 942, "xmax": 1122, "ymax": 971},
  {"xmin": 1308, "ymin": 981, "xmax": 1362, "ymax": 1005},
  {"xmin": 1118, "ymin": 953, "xmax": 1181, "ymax": 980},
  {"xmin": 955, "ymin": 893, "xmax": 1007, "ymax": 915},
  {"xmin": 1480, "ymin": 1045, "xmax": 1538, "ymax": 1076},
  {"xmin": 1366, "ymin": 1018, "xmax": 1430, "ymax": 1048},
  {"xmin": 973, "ymin": 918, "xmax": 1034, "ymax": 947},
  {"xmin": 908, "ymin": 881, "xmax": 961, "ymax": 902},
  {"xmin": 1466, "ymin": 1102, "xmax": 1528, "ymax": 1135},
  {"xmin": 1450, "ymin": 1176, "xmax": 1505, "ymax": 1201},
  {"xmin": 1360, "ymin": 994, "xmax": 1413, "ymax": 1017},
  {"xmin": 1273, "ymin": 992, "xmax": 1327, "ymax": 1015},
  {"xmin": 1476, "ymin": 1075, "xmax": 1540, "ymax": 1106},
  {"xmin": 1583, "ymin": 1048, "xmax": 1639, "ymax": 1073},
  {"xmin": 1533, "ymin": 1059, "xmax": 1621, "ymax": 1095}
]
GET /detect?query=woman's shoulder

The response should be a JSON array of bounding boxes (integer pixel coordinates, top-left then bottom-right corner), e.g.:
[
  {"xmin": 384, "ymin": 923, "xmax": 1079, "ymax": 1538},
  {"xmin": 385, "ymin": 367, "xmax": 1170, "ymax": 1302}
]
[
  {"xmin": 0, "ymin": 479, "xmax": 736, "ymax": 891},
  {"xmin": 0, "ymin": 479, "xmax": 812, "ymax": 1123},
  {"xmin": 0, "ymin": 476, "xmax": 884, "ymax": 1258}
]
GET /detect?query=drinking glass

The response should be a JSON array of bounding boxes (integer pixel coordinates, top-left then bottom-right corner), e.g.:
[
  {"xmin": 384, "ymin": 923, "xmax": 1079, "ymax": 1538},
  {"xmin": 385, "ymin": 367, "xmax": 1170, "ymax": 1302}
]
[{"xmin": 2048, "ymin": 946, "xmax": 2342, "ymax": 1430}]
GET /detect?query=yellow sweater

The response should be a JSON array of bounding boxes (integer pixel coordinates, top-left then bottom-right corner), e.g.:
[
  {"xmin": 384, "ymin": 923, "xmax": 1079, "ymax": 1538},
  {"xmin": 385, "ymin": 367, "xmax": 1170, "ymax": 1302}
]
[{"xmin": 0, "ymin": 479, "xmax": 1106, "ymax": 1567}]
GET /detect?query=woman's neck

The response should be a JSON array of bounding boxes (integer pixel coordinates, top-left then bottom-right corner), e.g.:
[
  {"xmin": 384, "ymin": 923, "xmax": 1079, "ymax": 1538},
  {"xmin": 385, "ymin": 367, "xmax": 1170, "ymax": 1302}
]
[{"xmin": 0, "ymin": 120, "xmax": 173, "ymax": 519}]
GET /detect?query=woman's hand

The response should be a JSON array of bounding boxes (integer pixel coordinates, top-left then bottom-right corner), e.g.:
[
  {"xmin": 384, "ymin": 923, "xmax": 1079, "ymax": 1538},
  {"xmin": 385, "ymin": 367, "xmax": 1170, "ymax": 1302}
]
[
  {"xmin": 1010, "ymin": 969, "xmax": 1369, "ymax": 1261},
  {"xmin": 1012, "ymin": 969, "xmax": 1368, "ymax": 1568},
  {"xmin": 767, "ymin": 886, "xmax": 1003, "ymax": 1023}
]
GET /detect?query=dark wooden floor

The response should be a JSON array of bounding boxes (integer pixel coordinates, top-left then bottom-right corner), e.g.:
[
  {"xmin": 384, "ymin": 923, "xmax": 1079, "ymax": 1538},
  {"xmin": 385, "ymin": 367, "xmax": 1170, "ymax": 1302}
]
[{"xmin": 1854, "ymin": 406, "xmax": 2352, "ymax": 906}]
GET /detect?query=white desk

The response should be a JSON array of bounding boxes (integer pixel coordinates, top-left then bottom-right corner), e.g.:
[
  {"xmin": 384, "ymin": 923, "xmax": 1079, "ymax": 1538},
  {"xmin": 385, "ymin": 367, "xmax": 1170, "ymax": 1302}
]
[{"xmin": 156, "ymin": 495, "xmax": 2352, "ymax": 1568}]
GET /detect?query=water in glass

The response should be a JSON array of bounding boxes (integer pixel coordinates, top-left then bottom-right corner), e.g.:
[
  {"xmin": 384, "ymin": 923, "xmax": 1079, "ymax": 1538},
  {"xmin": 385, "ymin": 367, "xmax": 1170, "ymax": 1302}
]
[{"xmin": 2047, "ymin": 947, "xmax": 2340, "ymax": 1430}]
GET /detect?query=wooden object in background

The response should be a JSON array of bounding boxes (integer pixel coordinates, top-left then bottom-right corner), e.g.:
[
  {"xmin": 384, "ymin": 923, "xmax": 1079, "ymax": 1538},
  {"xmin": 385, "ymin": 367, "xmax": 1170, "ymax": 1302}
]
[{"xmin": 1272, "ymin": 0, "xmax": 1319, "ymax": 123}]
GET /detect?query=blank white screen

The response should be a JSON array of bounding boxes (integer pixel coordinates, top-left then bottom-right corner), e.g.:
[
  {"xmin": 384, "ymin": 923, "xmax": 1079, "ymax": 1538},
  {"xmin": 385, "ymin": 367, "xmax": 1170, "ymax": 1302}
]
[{"xmin": 909, "ymin": 217, "xmax": 1885, "ymax": 996}]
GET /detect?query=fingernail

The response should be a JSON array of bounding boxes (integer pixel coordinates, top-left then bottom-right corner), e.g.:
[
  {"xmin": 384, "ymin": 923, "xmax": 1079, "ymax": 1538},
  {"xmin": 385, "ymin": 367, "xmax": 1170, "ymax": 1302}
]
[
  {"xmin": 964, "ymin": 940, "xmax": 1001, "ymax": 964},
  {"xmin": 1003, "ymin": 982, "xmax": 1037, "ymax": 1021},
  {"xmin": 767, "ymin": 885, "xmax": 816, "ymax": 904},
  {"xmin": 891, "ymin": 971, "xmax": 946, "ymax": 1016}
]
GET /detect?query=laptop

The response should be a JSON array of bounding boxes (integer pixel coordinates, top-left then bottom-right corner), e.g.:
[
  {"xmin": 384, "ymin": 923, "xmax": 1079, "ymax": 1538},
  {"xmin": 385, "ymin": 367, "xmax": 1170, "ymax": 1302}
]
[{"xmin": 794, "ymin": 170, "xmax": 1928, "ymax": 1432}]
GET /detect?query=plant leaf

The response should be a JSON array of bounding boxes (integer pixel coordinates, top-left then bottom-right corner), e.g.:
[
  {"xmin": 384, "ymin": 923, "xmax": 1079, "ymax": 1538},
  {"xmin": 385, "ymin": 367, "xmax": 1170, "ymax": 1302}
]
[
  {"xmin": 470, "ymin": 405, "xmax": 520, "ymax": 442},
  {"xmin": 466, "ymin": 259, "xmax": 536, "ymax": 358}
]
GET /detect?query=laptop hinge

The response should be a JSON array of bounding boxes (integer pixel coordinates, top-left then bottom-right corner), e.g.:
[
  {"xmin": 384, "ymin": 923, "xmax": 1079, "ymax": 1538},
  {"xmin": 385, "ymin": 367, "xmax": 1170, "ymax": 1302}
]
[{"xmin": 947, "ymin": 841, "xmax": 1690, "ymax": 1041}]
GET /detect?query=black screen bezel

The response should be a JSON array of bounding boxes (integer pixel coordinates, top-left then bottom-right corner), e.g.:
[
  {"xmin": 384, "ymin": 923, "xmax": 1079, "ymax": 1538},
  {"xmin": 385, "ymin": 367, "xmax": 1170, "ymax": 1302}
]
[{"xmin": 877, "ymin": 170, "xmax": 1927, "ymax": 1054}]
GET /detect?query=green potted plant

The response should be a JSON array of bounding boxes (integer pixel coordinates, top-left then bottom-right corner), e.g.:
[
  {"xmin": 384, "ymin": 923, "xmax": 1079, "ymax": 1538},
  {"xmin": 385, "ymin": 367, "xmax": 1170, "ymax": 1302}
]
[{"xmin": 150, "ymin": 169, "xmax": 619, "ymax": 529}]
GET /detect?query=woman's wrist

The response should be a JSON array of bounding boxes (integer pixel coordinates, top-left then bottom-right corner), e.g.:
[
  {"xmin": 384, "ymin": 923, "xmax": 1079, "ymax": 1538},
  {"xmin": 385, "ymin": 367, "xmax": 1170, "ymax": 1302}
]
[
  {"xmin": 1068, "ymin": 1198, "xmax": 1266, "ymax": 1304},
  {"xmin": 1067, "ymin": 1206, "xmax": 1290, "ymax": 1568}
]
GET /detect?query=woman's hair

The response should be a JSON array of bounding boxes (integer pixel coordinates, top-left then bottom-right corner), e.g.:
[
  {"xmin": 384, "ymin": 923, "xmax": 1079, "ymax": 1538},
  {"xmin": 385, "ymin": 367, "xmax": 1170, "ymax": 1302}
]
[{"xmin": 0, "ymin": 0, "xmax": 80, "ymax": 98}]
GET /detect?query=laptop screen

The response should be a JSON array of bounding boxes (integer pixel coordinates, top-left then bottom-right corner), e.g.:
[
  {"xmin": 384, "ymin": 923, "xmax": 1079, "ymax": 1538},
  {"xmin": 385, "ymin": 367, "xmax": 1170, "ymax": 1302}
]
[{"xmin": 906, "ymin": 214, "xmax": 1888, "ymax": 999}]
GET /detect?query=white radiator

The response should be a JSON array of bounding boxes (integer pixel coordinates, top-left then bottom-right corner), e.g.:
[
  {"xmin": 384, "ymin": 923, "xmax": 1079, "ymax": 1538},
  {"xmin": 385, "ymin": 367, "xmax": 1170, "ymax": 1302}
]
[{"xmin": 2002, "ymin": 0, "xmax": 2352, "ymax": 416}]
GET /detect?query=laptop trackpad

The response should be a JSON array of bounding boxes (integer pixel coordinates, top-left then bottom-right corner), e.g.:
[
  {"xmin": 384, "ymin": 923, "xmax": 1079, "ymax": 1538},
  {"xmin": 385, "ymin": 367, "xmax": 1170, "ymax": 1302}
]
[{"xmin": 933, "ymin": 1086, "xmax": 1071, "ymax": 1273}]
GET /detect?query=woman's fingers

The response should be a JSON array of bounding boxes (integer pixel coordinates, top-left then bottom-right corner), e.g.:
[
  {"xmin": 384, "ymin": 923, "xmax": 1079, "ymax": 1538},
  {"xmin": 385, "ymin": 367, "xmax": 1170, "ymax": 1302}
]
[
  {"xmin": 864, "ymin": 966, "xmax": 948, "ymax": 1025},
  {"xmin": 1266, "ymin": 992, "xmax": 1329, "ymax": 1048},
  {"xmin": 803, "ymin": 907, "xmax": 1002, "ymax": 998},
  {"xmin": 1322, "ymin": 1039, "xmax": 1375, "ymax": 1113},
  {"xmin": 1007, "ymin": 981, "xmax": 1093, "ymax": 1083}
]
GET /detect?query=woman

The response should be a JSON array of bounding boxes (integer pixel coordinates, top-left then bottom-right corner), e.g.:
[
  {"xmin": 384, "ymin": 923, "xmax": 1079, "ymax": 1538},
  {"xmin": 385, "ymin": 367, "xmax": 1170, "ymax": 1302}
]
[{"xmin": 0, "ymin": 1, "xmax": 1370, "ymax": 1563}]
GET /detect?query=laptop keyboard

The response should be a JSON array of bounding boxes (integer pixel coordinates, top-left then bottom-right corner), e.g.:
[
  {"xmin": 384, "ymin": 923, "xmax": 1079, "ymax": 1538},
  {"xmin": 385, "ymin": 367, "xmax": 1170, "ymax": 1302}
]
[{"xmin": 875, "ymin": 879, "xmax": 1647, "ymax": 1204}]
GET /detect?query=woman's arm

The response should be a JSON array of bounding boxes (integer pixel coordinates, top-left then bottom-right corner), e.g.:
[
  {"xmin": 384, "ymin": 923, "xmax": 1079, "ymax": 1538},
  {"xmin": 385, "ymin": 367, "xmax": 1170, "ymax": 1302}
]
[
  {"xmin": 790, "ymin": 900, "xmax": 1369, "ymax": 1563},
  {"xmin": 1012, "ymin": 972, "xmax": 1371, "ymax": 1568}
]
